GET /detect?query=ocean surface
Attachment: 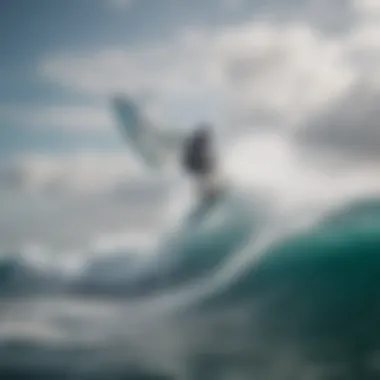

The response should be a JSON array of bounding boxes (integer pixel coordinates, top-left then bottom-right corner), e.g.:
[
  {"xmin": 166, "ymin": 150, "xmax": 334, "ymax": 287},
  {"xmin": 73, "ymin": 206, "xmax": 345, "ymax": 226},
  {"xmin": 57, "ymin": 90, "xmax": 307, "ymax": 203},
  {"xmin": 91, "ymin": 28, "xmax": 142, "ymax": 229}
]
[{"xmin": 1, "ymin": 188, "xmax": 380, "ymax": 380}]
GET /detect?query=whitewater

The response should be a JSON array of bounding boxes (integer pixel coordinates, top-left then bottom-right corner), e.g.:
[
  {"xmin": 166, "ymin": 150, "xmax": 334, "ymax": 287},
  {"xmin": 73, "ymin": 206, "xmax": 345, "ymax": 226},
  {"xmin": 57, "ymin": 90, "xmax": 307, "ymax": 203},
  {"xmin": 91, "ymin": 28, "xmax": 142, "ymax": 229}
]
[{"xmin": 1, "ymin": 131, "xmax": 380, "ymax": 380}]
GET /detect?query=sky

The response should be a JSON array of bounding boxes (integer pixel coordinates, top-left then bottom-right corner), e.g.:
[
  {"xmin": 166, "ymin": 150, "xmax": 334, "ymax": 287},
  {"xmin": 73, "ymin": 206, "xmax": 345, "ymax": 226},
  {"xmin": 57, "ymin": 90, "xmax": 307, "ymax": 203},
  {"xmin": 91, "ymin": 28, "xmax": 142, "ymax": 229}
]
[{"xmin": 1, "ymin": 0, "xmax": 380, "ymax": 257}]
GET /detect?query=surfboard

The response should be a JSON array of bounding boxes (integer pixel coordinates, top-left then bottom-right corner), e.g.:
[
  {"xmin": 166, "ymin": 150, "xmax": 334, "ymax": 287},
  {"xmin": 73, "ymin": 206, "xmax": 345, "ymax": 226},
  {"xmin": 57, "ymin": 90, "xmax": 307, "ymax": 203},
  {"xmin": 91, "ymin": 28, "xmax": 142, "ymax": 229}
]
[{"xmin": 111, "ymin": 95, "xmax": 173, "ymax": 171}]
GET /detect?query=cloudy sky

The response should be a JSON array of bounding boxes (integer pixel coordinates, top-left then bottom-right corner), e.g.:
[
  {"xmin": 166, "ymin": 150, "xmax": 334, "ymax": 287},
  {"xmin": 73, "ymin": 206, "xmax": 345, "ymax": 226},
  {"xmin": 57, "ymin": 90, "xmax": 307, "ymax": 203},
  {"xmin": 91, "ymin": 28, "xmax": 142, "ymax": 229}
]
[{"xmin": 1, "ymin": 0, "xmax": 380, "ymax": 255}]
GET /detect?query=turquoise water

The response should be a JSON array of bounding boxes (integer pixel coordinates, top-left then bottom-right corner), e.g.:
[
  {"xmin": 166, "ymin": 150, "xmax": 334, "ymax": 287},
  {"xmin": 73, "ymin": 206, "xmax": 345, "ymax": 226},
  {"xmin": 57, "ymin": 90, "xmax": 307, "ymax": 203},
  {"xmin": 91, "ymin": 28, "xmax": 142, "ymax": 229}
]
[{"xmin": 0, "ymin": 192, "xmax": 380, "ymax": 379}]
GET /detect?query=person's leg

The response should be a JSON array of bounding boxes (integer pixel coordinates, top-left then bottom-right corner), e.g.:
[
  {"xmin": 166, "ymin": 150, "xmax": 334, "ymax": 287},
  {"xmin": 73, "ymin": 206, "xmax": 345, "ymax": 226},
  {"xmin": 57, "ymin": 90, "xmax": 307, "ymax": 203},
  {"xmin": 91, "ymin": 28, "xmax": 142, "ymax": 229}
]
[{"xmin": 195, "ymin": 171, "xmax": 221, "ymax": 204}]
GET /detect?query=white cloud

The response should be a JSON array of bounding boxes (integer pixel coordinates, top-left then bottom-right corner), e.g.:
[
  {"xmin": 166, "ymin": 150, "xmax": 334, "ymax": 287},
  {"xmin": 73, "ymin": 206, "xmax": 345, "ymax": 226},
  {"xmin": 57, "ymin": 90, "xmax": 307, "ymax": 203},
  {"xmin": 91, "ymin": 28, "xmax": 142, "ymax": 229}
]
[
  {"xmin": 0, "ymin": 104, "xmax": 113, "ymax": 131},
  {"xmin": 218, "ymin": 23, "xmax": 354, "ymax": 127},
  {"xmin": 0, "ymin": 153, "xmax": 173, "ymax": 253},
  {"xmin": 293, "ymin": 14, "xmax": 380, "ymax": 159},
  {"xmin": 296, "ymin": 78, "xmax": 380, "ymax": 159},
  {"xmin": 39, "ymin": 21, "xmax": 354, "ymax": 129},
  {"xmin": 0, "ymin": 152, "xmax": 142, "ymax": 193},
  {"xmin": 36, "ymin": 1, "xmax": 380, "ymax": 157},
  {"xmin": 224, "ymin": 131, "xmax": 380, "ymax": 212},
  {"xmin": 353, "ymin": 0, "xmax": 380, "ymax": 18}
]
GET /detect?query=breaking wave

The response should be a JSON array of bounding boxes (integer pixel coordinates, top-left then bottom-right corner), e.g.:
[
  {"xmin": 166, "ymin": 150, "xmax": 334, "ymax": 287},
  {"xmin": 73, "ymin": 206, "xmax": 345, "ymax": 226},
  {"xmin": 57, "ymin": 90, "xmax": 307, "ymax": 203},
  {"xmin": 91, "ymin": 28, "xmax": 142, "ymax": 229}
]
[{"xmin": 1, "ymin": 187, "xmax": 380, "ymax": 379}]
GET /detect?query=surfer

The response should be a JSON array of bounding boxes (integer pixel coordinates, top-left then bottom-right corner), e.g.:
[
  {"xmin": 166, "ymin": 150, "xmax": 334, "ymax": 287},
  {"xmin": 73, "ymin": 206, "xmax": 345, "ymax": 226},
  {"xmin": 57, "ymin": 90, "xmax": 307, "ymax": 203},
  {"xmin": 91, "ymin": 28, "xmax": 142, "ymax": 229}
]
[
  {"xmin": 111, "ymin": 95, "xmax": 222, "ymax": 203},
  {"xmin": 182, "ymin": 124, "xmax": 220, "ymax": 202}
]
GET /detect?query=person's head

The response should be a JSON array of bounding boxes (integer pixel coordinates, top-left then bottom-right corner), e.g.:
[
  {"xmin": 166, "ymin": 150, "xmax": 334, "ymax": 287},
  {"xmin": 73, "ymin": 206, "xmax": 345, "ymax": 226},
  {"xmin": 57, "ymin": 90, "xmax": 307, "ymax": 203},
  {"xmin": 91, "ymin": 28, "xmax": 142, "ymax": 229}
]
[{"xmin": 193, "ymin": 122, "xmax": 212, "ymax": 141}]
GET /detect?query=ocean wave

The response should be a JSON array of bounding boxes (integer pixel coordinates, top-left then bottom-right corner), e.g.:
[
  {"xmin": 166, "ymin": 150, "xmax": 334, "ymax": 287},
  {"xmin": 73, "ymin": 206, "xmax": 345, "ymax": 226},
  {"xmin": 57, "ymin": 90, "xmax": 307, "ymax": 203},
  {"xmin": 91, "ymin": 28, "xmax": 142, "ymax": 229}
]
[
  {"xmin": 1, "ymin": 195, "xmax": 380, "ymax": 379},
  {"xmin": 2, "ymin": 194, "xmax": 380, "ymax": 302},
  {"xmin": 0, "ymin": 190, "xmax": 259, "ymax": 299}
]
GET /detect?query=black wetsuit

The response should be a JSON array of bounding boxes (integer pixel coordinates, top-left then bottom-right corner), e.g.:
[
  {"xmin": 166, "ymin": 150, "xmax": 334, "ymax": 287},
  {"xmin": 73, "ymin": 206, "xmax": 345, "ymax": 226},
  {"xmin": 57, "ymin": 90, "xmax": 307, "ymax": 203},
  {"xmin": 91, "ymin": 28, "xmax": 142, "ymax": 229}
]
[{"xmin": 182, "ymin": 128, "xmax": 214, "ymax": 176}]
